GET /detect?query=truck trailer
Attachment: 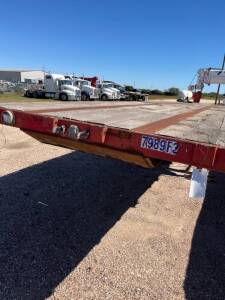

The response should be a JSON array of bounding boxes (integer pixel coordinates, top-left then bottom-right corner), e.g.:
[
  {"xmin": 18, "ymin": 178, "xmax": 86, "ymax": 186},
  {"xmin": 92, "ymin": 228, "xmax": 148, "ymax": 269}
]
[
  {"xmin": 24, "ymin": 74, "xmax": 81, "ymax": 101},
  {"xmin": 1, "ymin": 101, "xmax": 225, "ymax": 198}
]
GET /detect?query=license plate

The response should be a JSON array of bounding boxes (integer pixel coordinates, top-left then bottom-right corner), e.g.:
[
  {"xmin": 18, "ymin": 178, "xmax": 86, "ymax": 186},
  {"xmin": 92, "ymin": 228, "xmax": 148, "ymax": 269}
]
[{"xmin": 140, "ymin": 135, "xmax": 179, "ymax": 155}]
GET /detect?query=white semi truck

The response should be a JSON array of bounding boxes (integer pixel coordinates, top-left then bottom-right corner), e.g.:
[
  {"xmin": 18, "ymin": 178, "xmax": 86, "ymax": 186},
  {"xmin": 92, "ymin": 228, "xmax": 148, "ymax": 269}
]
[
  {"xmin": 69, "ymin": 77, "xmax": 99, "ymax": 100},
  {"xmin": 24, "ymin": 74, "xmax": 81, "ymax": 101},
  {"xmin": 97, "ymin": 82, "xmax": 121, "ymax": 100}
]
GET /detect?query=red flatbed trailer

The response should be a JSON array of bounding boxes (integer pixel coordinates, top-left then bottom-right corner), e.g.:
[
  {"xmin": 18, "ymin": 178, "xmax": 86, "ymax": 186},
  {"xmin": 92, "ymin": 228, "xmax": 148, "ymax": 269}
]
[{"xmin": 0, "ymin": 101, "xmax": 225, "ymax": 172}]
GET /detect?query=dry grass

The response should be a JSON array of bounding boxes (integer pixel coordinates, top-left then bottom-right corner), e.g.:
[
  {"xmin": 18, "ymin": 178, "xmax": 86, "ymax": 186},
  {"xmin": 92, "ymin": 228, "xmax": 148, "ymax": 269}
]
[{"xmin": 0, "ymin": 92, "xmax": 46, "ymax": 103}]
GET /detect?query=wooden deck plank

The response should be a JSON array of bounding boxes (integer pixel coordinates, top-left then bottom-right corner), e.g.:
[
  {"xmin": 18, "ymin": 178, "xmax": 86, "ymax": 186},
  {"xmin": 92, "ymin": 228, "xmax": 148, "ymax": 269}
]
[
  {"xmin": 133, "ymin": 105, "xmax": 210, "ymax": 134},
  {"xmin": 217, "ymin": 132, "xmax": 225, "ymax": 146},
  {"xmin": 43, "ymin": 103, "xmax": 207, "ymax": 130},
  {"xmin": 158, "ymin": 107, "xmax": 225, "ymax": 145}
]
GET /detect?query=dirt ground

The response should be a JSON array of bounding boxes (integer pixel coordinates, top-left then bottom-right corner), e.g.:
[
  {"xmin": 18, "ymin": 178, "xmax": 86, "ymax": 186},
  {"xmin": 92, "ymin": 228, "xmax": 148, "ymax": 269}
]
[{"xmin": 0, "ymin": 117, "xmax": 225, "ymax": 299}]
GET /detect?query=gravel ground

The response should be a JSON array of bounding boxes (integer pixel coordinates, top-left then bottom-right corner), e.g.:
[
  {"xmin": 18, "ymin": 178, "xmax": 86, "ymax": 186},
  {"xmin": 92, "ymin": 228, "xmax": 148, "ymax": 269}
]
[{"xmin": 0, "ymin": 125, "xmax": 224, "ymax": 300}]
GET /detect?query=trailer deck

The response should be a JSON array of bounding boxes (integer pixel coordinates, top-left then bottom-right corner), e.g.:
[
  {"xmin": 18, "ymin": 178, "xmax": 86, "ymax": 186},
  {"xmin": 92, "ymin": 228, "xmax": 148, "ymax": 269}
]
[{"xmin": 0, "ymin": 101, "xmax": 225, "ymax": 171}]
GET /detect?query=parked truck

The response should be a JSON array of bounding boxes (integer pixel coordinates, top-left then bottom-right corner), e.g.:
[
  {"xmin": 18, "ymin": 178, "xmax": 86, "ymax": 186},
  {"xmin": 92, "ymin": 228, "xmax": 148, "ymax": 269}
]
[
  {"xmin": 103, "ymin": 81, "xmax": 147, "ymax": 101},
  {"xmin": 83, "ymin": 76, "xmax": 98, "ymax": 87},
  {"xmin": 24, "ymin": 74, "xmax": 81, "ymax": 101},
  {"xmin": 97, "ymin": 82, "xmax": 121, "ymax": 100},
  {"xmin": 65, "ymin": 76, "xmax": 99, "ymax": 100}
]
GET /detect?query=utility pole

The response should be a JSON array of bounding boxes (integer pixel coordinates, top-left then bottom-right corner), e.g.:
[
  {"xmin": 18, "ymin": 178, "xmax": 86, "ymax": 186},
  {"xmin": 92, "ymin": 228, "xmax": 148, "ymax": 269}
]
[{"xmin": 215, "ymin": 54, "xmax": 225, "ymax": 105}]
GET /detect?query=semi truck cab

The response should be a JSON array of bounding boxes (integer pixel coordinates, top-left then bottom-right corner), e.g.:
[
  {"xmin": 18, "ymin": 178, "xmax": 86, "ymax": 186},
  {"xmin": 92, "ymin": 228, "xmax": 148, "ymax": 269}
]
[
  {"xmin": 72, "ymin": 78, "xmax": 99, "ymax": 100},
  {"xmin": 98, "ymin": 82, "xmax": 121, "ymax": 100},
  {"xmin": 44, "ymin": 74, "xmax": 81, "ymax": 101}
]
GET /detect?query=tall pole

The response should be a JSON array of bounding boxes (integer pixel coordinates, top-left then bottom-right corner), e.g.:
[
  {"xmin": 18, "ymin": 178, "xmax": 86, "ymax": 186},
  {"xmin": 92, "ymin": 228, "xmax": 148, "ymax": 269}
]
[{"xmin": 215, "ymin": 54, "xmax": 225, "ymax": 105}]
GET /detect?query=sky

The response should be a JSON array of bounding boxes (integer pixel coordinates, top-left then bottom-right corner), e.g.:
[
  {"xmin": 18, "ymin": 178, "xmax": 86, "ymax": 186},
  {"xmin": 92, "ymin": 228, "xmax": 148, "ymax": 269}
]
[{"xmin": 0, "ymin": 0, "xmax": 225, "ymax": 91}]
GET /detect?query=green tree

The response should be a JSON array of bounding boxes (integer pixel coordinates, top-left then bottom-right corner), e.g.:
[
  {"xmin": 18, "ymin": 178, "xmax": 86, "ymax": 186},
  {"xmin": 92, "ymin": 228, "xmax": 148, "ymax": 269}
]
[
  {"xmin": 151, "ymin": 89, "xmax": 164, "ymax": 95},
  {"xmin": 125, "ymin": 85, "xmax": 134, "ymax": 91},
  {"xmin": 165, "ymin": 87, "xmax": 180, "ymax": 96}
]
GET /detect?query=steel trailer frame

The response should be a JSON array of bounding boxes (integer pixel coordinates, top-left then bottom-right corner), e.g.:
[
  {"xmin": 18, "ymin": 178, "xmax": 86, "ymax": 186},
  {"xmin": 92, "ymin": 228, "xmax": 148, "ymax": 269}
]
[{"xmin": 0, "ymin": 105, "xmax": 225, "ymax": 173}]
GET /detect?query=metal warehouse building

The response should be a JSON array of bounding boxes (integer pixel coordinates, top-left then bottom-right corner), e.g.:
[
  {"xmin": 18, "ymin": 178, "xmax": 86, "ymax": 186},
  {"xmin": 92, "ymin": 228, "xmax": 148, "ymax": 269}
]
[{"xmin": 0, "ymin": 69, "xmax": 45, "ymax": 82}]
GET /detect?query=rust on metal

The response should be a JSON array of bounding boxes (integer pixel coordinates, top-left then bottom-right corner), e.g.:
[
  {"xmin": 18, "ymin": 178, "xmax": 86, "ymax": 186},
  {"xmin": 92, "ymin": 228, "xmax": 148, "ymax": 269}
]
[
  {"xmin": 24, "ymin": 130, "xmax": 156, "ymax": 168},
  {"xmin": 134, "ymin": 105, "xmax": 212, "ymax": 134}
]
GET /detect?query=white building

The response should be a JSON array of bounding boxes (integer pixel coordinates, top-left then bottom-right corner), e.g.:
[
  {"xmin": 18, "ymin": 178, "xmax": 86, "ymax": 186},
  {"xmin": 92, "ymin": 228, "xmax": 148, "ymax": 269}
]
[{"xmin": 0, "ymin": 69, "xmax": 45, "ymax": 83}]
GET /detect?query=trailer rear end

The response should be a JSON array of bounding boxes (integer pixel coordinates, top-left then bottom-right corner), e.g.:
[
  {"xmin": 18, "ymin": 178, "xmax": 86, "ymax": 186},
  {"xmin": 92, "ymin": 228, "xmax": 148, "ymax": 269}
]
[{"xmin": 1, "ymin": 101, "xmax": 225, "ymax": 197}]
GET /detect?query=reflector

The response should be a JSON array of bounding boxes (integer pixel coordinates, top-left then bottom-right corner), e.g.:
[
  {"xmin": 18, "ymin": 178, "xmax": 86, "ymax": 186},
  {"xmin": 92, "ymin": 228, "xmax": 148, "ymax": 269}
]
[{"xmin": 1, "ymin": 111, "xmax": 14, "ymax": 125}]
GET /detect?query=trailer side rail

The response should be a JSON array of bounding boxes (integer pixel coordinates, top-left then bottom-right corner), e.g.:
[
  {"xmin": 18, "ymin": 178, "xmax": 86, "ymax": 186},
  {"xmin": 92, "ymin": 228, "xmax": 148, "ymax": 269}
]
[{"xmin": 0, "ymin": 107, "xmax": 225, "ymax": 172}]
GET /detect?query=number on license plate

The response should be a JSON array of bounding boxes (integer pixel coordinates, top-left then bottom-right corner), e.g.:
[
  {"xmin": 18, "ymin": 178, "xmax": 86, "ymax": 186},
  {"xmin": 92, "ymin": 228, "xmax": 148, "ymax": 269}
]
[{"xmin": 141, "ymin": 135, "xmax": 179, "ymax": 155}]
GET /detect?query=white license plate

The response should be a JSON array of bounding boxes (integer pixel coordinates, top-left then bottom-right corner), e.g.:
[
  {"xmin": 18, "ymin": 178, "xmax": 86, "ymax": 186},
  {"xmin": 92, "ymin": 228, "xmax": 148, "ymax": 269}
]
[{"xmin": 141, "ymin": 135, "xmax": 179, "ymax": 155}]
